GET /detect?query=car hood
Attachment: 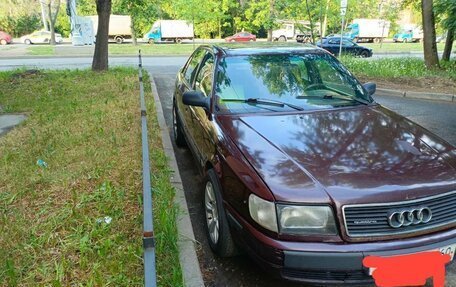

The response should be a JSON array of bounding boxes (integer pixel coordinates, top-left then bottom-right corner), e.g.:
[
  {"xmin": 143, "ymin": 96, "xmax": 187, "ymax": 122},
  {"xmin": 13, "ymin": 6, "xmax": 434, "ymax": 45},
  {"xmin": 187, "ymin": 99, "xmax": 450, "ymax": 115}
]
[{"xmin": 219, "ymin": 105, "xmax": 456, "ymax": 205}]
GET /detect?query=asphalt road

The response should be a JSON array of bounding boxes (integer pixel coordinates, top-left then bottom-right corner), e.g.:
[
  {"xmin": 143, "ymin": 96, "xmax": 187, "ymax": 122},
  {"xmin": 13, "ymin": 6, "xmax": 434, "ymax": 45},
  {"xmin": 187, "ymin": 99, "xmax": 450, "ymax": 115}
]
[{"xmin": 148, "ymin": 64, "xmax": 456, "ymax": 287}]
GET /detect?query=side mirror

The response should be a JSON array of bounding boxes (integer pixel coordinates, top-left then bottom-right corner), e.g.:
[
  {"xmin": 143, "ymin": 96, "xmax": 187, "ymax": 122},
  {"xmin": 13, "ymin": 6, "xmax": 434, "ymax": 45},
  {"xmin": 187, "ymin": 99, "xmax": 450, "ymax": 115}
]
[
  {"xmin": 363, "ymin": 82, "xmax": 376, "ymax": 97},
  {"xmin": 182, "ymin": 90, "xmax": 210, "ymax": 110}
]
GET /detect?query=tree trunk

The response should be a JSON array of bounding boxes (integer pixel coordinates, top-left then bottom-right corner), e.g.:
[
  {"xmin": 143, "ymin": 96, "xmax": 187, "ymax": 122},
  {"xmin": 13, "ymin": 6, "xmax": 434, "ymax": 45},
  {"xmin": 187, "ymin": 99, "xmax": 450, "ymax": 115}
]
[
  {"xmin": 267, "ymin": 0, "xmax": 274, "ymax": 42},
  {"xmin": 92, "ymin": 0, "xmax": 111, "ymax": 71},
  {"xmin": 442, "ymin": 28, "xmax": 454, "ymax": 61},
  {"xmin": 40, "ymin": 1, "xmax": 49, "ymax": 31},
  {"xmin": 131, "ymin": 16, "xmax": 137, "ymax": 46},
  {"xmin": 305, "ymin": 0, "xmax": 315, "ymax": 44},
  {"xmin": 421, "ymin": 0, "xmax": 439, "ymax": 69},
  {"xmin": 322, "ymin": 0, "xmax": 330, "ymax": 37},
  {"xmin": 46, "ymin": 0, "xmax": 60, "ymax": 45}
]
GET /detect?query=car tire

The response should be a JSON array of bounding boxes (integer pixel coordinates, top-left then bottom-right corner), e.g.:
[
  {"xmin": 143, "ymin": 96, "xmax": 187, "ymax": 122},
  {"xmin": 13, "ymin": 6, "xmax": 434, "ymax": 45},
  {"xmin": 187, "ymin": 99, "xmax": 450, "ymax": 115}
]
[
  {"xmin": 24, "ymin": 39, "xmax": 31, "ymax": 45},
  {"xmin": 115, "ymin": 36, "xmax": 124, "ymax": 44},
  {"xmin": 0, "ymin": 39, "xmax": 6, "ymax": 45},
  {"xmin": 148, "ymin": 38, "xmax": 154, "ymax": 44},
  {"xmin": 175, "ymin": 38, "xmax": 182, "ymax": 44},
  {"xmin": 230, "ymin": 39, "xmax": 235, "ymax": 42},
  {"xmin": 360, "ymin": 50, "xmax": 370, "ymax": 58},
  {"xmin": 353, "ymin": 37, "xmax": 359, "ymax": 43},
  {"xmin": 278, "ymin": 36, "xmax": 287, "ymax": 42},
  {"xmin": 404, "ymin": 38, "xmax": 408, "ymax": 43},
  {"xmin": 204, "ymin": 169, "xmax": 237, "ymax": 257},
  {"xmin": 173, "ymin": 100, "xmax": 187, "ymax": 148}
]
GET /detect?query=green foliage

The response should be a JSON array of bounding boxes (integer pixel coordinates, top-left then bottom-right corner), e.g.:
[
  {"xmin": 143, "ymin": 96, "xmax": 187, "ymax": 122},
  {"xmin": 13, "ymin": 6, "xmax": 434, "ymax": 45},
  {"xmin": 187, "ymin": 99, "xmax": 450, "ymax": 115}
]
[
  {"xmin": 55, "ymin": 7, "xmax": 71, "ymax": 37},
  {"xmin": 0, "ymin": 14, "xmax": 42, "ymax": 37}
]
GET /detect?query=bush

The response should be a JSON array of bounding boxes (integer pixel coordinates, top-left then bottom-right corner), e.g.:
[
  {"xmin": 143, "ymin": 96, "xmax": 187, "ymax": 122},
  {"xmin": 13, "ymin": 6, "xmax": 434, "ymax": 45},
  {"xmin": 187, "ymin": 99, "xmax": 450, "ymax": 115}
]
[{"xmin": 0, "ymin": 14, "xmax": 42, "ymax": 37}]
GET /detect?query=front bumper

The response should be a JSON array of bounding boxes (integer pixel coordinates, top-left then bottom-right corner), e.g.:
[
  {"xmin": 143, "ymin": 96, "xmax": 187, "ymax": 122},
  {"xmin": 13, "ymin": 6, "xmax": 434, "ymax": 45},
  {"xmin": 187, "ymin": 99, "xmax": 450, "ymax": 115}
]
[{"xmin": 227, "ymin": 210, "xmax": 456, "ymax": 285}]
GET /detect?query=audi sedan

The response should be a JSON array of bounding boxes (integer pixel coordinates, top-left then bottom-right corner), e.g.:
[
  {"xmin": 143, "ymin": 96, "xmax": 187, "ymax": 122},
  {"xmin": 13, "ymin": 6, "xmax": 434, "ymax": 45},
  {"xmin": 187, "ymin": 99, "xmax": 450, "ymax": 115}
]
[{"xmin": 172, "ymin": 43, "xmax": 456, "ymax": 284}]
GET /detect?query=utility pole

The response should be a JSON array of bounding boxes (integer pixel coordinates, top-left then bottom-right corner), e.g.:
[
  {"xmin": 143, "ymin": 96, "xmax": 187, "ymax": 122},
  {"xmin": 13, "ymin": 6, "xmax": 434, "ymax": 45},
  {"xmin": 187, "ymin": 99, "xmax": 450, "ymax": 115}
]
[
  {"xmin": 378, "ymin": 0, "xmax": 386, "ymax": 48},
  {"xmin": 339, "ymin": 0, "xmax": 347, "ymax": 57}
]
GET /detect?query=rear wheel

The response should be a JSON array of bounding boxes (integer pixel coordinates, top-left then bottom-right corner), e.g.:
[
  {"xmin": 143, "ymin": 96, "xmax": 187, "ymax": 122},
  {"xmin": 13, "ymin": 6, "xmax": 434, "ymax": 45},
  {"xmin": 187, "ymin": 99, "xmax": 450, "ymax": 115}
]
[
  {"xmin": 373, "ymin": 38, "xmax": 380, "ymax": 43},
  {"xmin": 24, "ymin": 39, "xmax": 31, "ymax": 45},
  {"xmin": 278, "ymin": 36, "xmax": 287, "ymax": 42},
  {"xmin": 115, "ymin": 36, "xmax": 124, "ymax": 44},
  {"xmin": 173, "ymin": 100, "xmax": 187, "ymax": 147},
  {"xmin": 204, "ymin": 169, "xmax": 237, "ymax": 257},
  {"xmin": 175, "ymin": 38, "xmax": 182, "ymax": 44},
  {"xmin": 0, "ymin": 39, "xmax": 6, "ymax": 45}
]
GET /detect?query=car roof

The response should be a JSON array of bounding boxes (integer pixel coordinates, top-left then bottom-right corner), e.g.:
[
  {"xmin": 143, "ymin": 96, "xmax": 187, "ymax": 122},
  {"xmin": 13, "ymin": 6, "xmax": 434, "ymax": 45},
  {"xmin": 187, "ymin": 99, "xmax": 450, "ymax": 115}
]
[{"xmin": 202, "ymin": 43, "xmax": 326, "ymax": 56}]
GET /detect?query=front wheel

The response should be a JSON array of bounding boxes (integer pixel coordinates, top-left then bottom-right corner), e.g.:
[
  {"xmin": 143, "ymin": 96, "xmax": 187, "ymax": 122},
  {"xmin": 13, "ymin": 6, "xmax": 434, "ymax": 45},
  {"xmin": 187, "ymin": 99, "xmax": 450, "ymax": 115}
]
[
  {"xmin": 24, "ymin": 39, "xmax": 31, "ymax": 45},
  {"xmin": 173, "ymin": 101, "xmax": 187, "ymax": 147},
  {"xmin": 204, "ymin": 169, "xmax": 237, "ymax": 257},
  {"xmin": 0, "ymin": 39, "xmax": 7, "ymax": 45},
  {"xmin": 148, "ymin": 38, "xmax": 154, "ymax": 44},
  {"xmin": 359, "ymin": 50, "xmax": 370, "ymax": 58},
  {"xmin": 404, "ymin": 38, "xmax": 408, "ymax": 43},
  {"xmin": 278, "ymin": 36, "xmax": 287, "ymax": 42}
]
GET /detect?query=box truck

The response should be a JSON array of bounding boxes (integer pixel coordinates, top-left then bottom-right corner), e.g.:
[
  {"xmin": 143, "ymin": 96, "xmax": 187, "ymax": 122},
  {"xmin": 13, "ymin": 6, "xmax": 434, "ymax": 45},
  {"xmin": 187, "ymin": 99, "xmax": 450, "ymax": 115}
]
[
  {"xmin": 393, "ymin": 25, "xmax": 423, "ymax": 43},
  {"xmin": 345, "ymin": 19, "xmax": 390, "ymax": 43},
  {"xmin": 89, "ymin": 15, "xmax": 132, "ymax": 44},
  {"xmin": 143, "ymin": 20, "xmax": 194, "ymax": 44},
  {"xmin": 272, "ymin": 20, "xmax": 320, "ymax": 42}
]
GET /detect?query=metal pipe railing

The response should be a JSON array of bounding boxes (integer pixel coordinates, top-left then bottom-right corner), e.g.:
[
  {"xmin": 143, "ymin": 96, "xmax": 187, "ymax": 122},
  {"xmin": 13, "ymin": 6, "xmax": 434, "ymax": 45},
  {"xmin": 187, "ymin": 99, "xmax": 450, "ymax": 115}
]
[{"xmin": 138, "ymin": 50, "xmax": 157, "ymax": 287}]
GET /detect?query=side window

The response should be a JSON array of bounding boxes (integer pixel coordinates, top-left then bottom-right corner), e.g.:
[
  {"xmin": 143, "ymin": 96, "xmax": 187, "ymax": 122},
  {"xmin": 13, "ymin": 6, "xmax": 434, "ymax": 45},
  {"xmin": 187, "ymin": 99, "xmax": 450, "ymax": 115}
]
[
  {"xmin": 342, "ymin": 39, "xmax": 354, "ymax": 46},
  {"xmin": 183, "ymin": 49, "xmax": 205, "ymax": 84},
  {"xmin": 195, "ymin": 54, "xmax": 214, "ymax": 97}
]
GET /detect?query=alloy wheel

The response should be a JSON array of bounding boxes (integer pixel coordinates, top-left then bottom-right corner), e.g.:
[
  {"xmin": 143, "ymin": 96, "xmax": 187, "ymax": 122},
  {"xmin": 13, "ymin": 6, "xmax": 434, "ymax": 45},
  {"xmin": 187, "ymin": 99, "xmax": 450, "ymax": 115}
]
[{"xmin": 205, "ymin": 181, "xmax": 219, "ymax": 244}]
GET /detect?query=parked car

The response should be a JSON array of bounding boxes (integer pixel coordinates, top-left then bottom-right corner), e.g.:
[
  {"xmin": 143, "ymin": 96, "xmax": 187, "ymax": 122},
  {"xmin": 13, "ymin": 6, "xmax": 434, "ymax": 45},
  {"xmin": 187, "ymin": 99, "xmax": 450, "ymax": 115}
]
[
  {"xmin": 172, "ymin": 44, "xmax": 456, "ymax": 284},
  {"xmin": 316, "ymin": 36, "xmax": 372, "ymax": 57},
  {"xmin": 20, "ymin": 30, "xmax": 63, "ymax": 44},
  {"xmin": 0, "ymin": 31, "xmax": 12, "ymax": 45},
  {"xmin": 225, "ymin": 32, "xmax": 256, "ymax": 42}
]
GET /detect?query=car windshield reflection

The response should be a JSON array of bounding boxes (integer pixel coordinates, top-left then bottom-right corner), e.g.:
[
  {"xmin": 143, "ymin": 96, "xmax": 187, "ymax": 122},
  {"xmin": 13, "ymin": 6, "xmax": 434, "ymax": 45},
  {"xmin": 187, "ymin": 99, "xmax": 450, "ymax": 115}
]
[{"xmin": 215, "ymin": 53, "xmax": 371, "ymax": 113}]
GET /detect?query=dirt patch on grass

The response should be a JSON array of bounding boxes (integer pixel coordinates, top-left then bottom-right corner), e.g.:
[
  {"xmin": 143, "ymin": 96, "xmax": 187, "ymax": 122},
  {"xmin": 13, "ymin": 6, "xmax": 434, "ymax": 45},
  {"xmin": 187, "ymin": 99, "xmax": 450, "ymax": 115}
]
[{"xmin": 358, "ymin": 75, "xmax": 456, "ymax": 95}]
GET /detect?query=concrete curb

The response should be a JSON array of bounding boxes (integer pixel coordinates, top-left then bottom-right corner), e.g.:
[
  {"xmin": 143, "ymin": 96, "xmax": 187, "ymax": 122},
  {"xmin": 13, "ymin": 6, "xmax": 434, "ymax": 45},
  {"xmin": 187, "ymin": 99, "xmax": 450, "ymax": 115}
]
[
  {"xmin": 377, "ymin": 88, "xmax": 455, "ymax": 102},
  {"xmin": 149, "ymin": 76, "xmax": 205, "ymax": 287}
]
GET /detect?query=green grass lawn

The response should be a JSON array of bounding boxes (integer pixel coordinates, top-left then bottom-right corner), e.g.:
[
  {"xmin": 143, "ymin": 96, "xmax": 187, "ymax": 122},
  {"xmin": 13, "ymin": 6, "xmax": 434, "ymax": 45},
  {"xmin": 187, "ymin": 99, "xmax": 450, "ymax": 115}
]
[
  {"xmin": 361, "ymin": 42, "xmax": 455, "ymax": 53},
  {"xmin": 109, "ymin": 43, "xmax": 198, "ymax": 56},
  {"xmin": 341, "ymin": 57, "xmax": 456, "ymax": 80},
  {"xmin": 0, "ymin": 68, "xmax": 182, "ymax": 286},
  {"xmin": 27, "ymin": 45, "xmax": 55, "ymax": 55}
]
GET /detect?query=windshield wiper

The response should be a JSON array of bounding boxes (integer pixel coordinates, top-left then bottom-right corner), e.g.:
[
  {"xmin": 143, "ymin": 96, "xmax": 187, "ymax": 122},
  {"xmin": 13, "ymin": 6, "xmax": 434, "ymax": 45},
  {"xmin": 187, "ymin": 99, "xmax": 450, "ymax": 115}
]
[
  {"xmin": 321, "ymin": 94, "xmax": 370, "ymax": 105},
  {"xmin": 221, "ymin": 98, "xmax": 305, "ymax": 111}
]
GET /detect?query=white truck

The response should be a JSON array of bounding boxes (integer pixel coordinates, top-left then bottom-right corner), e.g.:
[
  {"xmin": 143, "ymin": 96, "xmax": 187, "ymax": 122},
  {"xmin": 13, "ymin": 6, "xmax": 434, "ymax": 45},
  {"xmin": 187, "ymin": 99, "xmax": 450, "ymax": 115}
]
[
  {"xmin": 89, "ymin": 15, "xmax": 132, "ymax": 44},
  {"xmin": 345, "ymin": 18, "xmax": 390, "ymax": 43},
  {"xmin": 143, "ymin": 20, "xmax": 194, "ymax": 44},
  {"xmin": 393, "ymin": 25, "xmax": 423, "ymax": 43},
  {"xmin": 272, "ymin": 20, "xmax": 320, "ymax": 42}
]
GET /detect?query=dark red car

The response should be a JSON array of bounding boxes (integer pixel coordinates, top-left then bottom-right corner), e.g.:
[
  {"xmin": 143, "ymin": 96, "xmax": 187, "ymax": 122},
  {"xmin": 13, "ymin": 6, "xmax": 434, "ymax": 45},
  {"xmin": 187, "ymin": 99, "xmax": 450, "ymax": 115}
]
[
  {"xmin": 225, "ymin": 32, "xmax": 256, "ymax": 42},
  {"xmin": 0, "ymin": 31, "xmax": 12, "ymax": 45},
  {"xmin": 172, "ymin": 44, "xmax": 456, "ymax": 284}
]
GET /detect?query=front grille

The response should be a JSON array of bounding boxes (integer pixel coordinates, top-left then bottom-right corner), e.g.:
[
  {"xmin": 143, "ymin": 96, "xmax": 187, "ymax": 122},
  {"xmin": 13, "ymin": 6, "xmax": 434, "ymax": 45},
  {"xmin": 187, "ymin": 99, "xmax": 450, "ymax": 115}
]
[
  {"xmin": 282, "ymin": 269, "xmax": 373, "ymax": 283},
  {"xmin": 343, "ymin": 190, "xmax": 456, "ymax": 237}
]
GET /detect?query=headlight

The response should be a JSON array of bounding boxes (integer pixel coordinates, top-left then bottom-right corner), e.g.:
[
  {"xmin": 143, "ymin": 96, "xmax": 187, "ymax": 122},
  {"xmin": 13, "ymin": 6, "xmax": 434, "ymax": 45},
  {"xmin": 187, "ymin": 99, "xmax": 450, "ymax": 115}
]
[
  {"xmin": 277, "ymin": 205, "xmax": 337, "ymax": 235},
  {"xmin": 249, "ymin": 194, "xmax": 278, "ymax": 232}
]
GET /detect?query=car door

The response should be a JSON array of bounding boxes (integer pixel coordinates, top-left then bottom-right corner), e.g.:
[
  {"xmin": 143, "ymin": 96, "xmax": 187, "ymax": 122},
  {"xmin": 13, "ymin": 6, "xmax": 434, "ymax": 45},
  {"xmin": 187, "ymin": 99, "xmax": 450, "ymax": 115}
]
[
  {"xmin": 342, "ymin": 39, "xmax": 357, "ymax": 55},
  {"xmin": 189, "ymin": 52, "xmax": 217, "ymax": 165},
  {"xmin": 326, "ymin": 38, "xmax": 340, "ymax": 54},
  {"xmin": 175, "ymin": 48, "xmax": 206, "ymax": 152}
]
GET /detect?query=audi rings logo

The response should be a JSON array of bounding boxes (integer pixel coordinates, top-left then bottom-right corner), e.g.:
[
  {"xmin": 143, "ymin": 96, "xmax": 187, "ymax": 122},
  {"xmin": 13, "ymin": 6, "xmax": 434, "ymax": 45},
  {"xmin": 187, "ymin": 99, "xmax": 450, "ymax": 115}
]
[{"xmin": 387, "ymin": 207, "xmax": 433, "ymax": 228}]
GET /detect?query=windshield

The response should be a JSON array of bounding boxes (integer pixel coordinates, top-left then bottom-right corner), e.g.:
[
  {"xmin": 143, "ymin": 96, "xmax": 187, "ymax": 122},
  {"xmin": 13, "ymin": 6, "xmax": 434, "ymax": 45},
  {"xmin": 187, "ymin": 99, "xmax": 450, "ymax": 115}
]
[{"xmin": 215, "ymin": 53, "xmax": 371, "ymax": 113}]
